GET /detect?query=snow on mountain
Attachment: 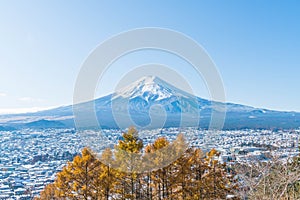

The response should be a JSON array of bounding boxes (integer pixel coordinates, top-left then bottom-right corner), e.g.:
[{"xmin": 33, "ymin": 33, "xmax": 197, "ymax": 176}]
[
  {"xmin": 113, "ymin": 76, "xmax": 192, "ymax": 102},
  {"xmin": 1, "ymin": 75, "xmax": 300, "ymax": 129}
]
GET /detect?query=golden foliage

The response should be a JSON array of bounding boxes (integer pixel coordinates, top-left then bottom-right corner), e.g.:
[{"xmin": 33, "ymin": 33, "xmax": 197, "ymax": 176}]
[{"xmin": 37, "ymin": 128, "xmax": 237, "ymax": 199}]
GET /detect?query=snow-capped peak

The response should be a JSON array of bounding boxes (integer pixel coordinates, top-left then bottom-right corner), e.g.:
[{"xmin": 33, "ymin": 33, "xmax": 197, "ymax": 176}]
[{"xmin": 113, "ymin": 76, "xmax": 190, "ymax": 101}]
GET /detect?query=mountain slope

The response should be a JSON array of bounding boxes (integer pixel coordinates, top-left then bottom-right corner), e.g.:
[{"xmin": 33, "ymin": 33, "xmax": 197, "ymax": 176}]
[{"xmin": 1, "ymin": 76, "xmax": 300, "ymax": 129}]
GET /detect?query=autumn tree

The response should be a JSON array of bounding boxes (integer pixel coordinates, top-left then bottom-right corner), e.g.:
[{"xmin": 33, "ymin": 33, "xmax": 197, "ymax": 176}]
[
  {"xmin": 38, "ymin": 127, "xmax": 239, "ymax": 200},
  {"xmin": 203, "ymin": 148, "xmax": 236, "ymax": 199},
  {"xmin": 34, "ymin": 183, "xmax": 56, "ymax": 200},
  {"xmin": 54, "ymin": 147, "xmax": 102, "ymax": 199},
  {"xmin": 189, "ymin": 148, "xmax": 207, "ymax": 199},
  {"xmin": 98, "ymin": 148, "xmax": 116, "ymax": 200},
  {"xmin": 114, "ymin": 126, "xmax": 143, "ymax": 199},
  {"xmin": 144, "ymin": 137, "xmax": 173, "ymax": 199}
]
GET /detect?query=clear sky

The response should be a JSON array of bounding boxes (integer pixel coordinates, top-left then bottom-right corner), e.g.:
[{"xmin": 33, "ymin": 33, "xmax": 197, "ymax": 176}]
[{"xmin": 0, "ymin": 1, "xmax": 299, "ymax": 114}]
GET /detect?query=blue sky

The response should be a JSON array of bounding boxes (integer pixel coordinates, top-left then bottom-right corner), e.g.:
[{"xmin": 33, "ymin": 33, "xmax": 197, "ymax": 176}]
[{"xmin": 0, "ymin": 1, "xmax": 299, "ymax": 113}]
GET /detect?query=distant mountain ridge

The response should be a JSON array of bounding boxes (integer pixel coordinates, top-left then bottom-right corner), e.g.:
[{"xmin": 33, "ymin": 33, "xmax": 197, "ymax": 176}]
[{"xmin": 1, "ymin": 76, "xmax": 300, "ymax": 130}]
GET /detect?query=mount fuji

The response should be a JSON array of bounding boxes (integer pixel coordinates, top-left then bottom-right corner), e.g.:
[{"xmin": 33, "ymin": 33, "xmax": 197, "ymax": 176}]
[{"xmin": 1, "ymin": 76, "xmax": 300, "ymax": 130}]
